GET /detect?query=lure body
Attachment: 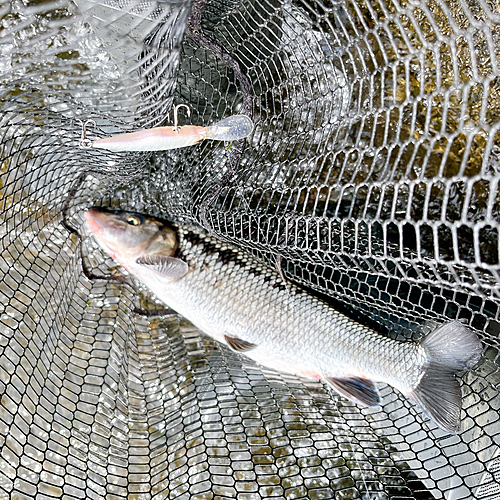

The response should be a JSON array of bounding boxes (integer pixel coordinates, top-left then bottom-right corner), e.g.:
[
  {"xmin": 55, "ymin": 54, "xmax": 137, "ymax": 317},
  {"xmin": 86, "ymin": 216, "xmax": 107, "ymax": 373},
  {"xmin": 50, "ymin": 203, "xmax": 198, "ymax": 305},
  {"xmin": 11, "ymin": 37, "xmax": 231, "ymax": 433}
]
[
  {"xmin": 93, "ymin": 125, "xmax": 205, "ymax": 152},
  {"xmin": 93, "ymin": 115, "xmax": 253, "ymax": 152},
  {"xmin": 85, "ymin": 207, "xmax": 483, "ymax": 433}
]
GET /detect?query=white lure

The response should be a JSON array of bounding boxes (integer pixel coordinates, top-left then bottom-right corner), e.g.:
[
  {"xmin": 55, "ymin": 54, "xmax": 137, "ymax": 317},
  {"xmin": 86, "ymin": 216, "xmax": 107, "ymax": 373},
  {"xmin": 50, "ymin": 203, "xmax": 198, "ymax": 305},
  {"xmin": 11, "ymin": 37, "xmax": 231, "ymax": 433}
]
[{"xmin": 93, "ymin": 114, "xmax": 253, "ymax": 152}]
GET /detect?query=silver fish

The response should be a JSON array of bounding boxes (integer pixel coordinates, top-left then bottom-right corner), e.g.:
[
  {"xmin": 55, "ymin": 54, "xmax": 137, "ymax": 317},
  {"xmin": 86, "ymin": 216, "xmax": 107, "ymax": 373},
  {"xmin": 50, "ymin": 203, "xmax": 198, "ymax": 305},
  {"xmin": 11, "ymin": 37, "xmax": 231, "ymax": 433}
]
[{"xmin": 85, "ymin": 207, "xmax": 483, "ymax": 433}]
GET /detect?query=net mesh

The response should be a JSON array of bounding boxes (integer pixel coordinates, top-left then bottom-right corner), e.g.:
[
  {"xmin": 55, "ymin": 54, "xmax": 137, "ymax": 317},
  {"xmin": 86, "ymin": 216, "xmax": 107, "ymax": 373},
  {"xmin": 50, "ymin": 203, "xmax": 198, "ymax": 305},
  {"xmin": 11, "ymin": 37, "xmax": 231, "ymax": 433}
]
[{"xmin": 1, "ymin": 0, "xmax": 500, "ymax": 498}]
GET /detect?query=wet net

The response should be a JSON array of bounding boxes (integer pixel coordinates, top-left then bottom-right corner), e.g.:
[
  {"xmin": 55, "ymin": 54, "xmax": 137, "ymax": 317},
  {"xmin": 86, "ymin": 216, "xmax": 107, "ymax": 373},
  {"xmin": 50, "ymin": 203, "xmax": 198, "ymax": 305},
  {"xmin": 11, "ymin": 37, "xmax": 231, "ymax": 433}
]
[{"xmin": 1, "ymin": 0, "xmax": 500, "ymax": 498}]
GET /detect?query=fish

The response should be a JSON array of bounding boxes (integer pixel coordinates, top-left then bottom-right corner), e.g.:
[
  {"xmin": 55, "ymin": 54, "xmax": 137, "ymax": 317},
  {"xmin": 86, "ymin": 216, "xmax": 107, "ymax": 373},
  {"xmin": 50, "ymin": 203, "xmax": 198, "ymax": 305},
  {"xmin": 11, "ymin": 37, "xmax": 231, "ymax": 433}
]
[
  {"xmin": 92, "ymin": 114, "xmax": 253, "ymax": 152},
  {"xmin": 84, "ymin": 207, "xmax": 483, "ymax": 434}
]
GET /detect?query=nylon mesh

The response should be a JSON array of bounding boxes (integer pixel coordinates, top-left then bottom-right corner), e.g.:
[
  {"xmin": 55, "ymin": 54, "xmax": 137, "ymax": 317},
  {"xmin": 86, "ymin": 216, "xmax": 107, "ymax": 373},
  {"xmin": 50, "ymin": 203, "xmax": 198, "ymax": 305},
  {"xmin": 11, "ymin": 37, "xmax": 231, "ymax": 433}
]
[{"xmin": 1, "ymin": 0, "xmax": 499, "ymax": 498}]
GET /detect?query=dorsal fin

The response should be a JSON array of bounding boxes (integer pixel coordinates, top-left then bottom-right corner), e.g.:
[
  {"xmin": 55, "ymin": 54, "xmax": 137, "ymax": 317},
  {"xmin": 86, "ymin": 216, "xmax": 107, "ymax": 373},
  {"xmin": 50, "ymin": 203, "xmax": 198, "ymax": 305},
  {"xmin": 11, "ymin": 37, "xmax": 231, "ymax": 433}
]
[
  {"xmin": 136, "ymin": 254, "xmax": 188, "ymax": 280},
  {"xmin": 325, "ymin": 377, "xmax": 380, "ymax": 407},
  {"xmin": 224, "ymin": 335, "xmax": 258, "ymax": 352}
]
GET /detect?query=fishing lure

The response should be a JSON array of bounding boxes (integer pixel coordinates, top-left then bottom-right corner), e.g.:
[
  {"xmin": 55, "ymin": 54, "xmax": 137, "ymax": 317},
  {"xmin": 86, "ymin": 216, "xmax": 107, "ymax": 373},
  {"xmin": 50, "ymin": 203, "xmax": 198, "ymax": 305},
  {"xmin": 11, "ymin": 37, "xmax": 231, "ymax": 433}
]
[{"xmin": 91, "ymin": 104, "xmax": 253, "ymax": 152}]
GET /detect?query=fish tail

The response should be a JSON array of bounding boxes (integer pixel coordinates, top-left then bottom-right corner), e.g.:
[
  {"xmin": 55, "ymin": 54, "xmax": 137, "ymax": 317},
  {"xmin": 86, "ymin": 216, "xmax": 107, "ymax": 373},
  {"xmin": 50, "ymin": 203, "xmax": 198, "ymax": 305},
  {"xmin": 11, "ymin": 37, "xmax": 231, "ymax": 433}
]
[{"xmin": 408, "ymin": 321, "xmax": 482, "ymax": 434}]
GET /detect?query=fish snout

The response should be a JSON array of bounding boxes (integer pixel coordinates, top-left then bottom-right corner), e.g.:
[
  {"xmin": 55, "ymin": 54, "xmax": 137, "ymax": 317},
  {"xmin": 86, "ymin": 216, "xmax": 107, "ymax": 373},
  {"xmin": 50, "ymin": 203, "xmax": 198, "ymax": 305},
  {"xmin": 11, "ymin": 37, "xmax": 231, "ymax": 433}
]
[
  {"xmin": 84, "ymin": 210, "xmax": 101, "ymax": 235},
  {"xmin": 84, "ymin": 207, "xmax": 114, "ymax": 236}
]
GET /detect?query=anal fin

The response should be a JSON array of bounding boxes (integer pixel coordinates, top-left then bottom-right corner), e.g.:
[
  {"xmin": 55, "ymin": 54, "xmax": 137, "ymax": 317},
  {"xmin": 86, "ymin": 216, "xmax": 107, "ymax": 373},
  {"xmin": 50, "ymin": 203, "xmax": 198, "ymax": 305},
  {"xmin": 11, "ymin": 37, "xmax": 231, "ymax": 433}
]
[
  {"xmin": 325, "ymin": 377, "xmax": 380, "ymax": 407},
  {"xmin": 224, "ymin": 335, "xmax": 258, "ymax": 352}
]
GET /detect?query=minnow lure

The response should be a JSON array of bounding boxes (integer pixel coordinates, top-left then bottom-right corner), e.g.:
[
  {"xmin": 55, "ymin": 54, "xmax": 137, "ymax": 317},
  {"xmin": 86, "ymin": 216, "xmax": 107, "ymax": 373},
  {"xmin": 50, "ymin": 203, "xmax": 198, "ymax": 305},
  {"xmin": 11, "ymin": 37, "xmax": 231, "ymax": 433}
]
[{"xmin": 92, "ymin": 104, "xmax": 253, "ymax": 152}]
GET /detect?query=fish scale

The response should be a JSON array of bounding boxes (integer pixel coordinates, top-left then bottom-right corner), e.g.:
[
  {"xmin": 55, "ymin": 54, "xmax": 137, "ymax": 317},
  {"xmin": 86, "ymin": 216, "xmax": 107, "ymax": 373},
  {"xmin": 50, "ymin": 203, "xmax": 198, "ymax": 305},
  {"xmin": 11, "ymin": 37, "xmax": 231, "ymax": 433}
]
[
  {"xmin": 85, "ymin": 208, "xmax": 483, "ymax": 433},
  {"xmin": 144, "ymin": 226, "xmax": 422, "ymax": 389}
]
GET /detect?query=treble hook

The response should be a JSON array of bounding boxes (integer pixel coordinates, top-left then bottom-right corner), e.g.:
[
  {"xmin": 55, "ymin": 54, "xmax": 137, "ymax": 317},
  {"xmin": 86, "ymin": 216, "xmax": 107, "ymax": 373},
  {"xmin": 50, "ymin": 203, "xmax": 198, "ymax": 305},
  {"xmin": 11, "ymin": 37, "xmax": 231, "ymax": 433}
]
[
  {"xmin": 171, "ymin": 104, "xmax": 191, "ymax": 133},
  {"xmin": 75, "ymin": 119, "xmax": 96, "ymax": 149}
]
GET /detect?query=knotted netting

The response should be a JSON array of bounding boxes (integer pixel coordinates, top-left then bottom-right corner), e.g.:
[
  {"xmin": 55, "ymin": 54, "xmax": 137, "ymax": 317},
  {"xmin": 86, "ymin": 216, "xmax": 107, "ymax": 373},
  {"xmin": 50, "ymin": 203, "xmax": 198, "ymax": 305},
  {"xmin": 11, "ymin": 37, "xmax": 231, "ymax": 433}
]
[{"xmin": 1, "ymin": 0, "xmax": 500, "ymax": 498}]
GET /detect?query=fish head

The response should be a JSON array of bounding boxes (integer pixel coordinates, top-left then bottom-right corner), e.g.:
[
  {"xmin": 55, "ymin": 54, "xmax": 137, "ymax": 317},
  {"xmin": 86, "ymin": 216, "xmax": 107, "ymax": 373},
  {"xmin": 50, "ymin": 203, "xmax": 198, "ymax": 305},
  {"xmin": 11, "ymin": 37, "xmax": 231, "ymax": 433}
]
[{"xmin": 85, "ymin": 207, "xmax": 178, "ymax": 264}]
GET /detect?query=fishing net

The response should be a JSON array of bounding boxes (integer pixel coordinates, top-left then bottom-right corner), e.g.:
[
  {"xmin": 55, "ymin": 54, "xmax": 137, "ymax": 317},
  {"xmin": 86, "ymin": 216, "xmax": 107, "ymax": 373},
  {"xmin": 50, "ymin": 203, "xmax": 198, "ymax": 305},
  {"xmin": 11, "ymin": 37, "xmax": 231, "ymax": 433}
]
[{"xmin": 1, "ymin": 0, "xmax": 500, "ymax": 497}]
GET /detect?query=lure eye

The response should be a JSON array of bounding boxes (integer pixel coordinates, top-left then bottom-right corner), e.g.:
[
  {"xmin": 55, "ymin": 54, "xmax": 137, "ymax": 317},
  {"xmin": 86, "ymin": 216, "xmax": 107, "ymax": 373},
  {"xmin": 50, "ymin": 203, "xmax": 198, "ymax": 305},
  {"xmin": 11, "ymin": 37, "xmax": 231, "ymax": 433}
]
[{"xmin": 127, "ymin": 215, "xmax": 141, "ymax": 226}]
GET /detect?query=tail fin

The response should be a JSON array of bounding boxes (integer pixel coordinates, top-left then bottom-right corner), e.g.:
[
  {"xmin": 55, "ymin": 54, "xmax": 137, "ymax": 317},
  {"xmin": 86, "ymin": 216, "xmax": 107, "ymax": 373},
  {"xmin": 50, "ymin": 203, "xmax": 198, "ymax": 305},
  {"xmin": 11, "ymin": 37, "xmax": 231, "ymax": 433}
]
[{"xmin": 409, "ymin": 321, "xmax": 482, "ymax": 434}]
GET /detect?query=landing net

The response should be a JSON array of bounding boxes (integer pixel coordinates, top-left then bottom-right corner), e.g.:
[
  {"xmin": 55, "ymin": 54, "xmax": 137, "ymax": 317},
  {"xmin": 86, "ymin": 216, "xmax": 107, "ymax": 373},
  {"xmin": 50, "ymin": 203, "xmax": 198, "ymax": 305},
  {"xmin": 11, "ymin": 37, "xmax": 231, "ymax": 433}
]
[{"xmin": 1, "ymin": 0, "xmax": 499, "ymax": 498}]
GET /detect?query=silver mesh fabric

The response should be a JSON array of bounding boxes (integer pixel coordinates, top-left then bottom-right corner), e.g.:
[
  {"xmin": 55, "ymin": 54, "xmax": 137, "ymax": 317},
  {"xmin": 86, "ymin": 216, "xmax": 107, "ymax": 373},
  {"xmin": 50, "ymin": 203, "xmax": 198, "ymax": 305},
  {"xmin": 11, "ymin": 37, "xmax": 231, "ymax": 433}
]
[{"xmin": 1, "ymin": 0, "xmax": 500, "ymax": 498}]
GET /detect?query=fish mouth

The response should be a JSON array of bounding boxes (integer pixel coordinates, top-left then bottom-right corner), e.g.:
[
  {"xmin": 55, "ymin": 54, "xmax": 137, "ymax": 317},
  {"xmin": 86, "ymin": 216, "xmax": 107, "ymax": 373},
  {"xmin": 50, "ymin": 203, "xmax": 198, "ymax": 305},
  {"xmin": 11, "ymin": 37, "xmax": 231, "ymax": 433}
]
[
  {"xmin": 84, "ymin": 207, "xmax": 120, "ymax": 261},
  {"xmin": 84, "ymin": 208, "xmax": 105, "ymax": 236},
  {"xmin": 85, "ymin": 207, "xmax": 120, "ymax": 237}
]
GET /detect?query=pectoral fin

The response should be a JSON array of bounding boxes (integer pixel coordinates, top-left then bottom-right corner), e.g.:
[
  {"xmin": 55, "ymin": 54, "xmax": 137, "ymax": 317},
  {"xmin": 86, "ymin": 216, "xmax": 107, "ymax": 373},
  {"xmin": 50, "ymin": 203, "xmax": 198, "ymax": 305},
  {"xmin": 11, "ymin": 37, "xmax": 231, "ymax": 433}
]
[
  {"xmin": 325, "ymin": 377, "xmax": 380, "ymax": 407},
  {"xmin": 224, "ymin": 335, "xmax": 258, "ymax": 352},
  {"xmin": 136, "ymin": 254, "xmax": 189, "ymax": 280}
]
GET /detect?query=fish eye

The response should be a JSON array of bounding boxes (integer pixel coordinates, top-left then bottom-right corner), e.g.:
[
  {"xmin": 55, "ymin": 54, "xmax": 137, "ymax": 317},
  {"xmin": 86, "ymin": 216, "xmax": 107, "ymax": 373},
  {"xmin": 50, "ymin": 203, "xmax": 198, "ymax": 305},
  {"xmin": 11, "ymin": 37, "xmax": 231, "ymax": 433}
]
[{"xmin": 127, "ymin": 215, "xmax": 141, "ymax": 226}]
